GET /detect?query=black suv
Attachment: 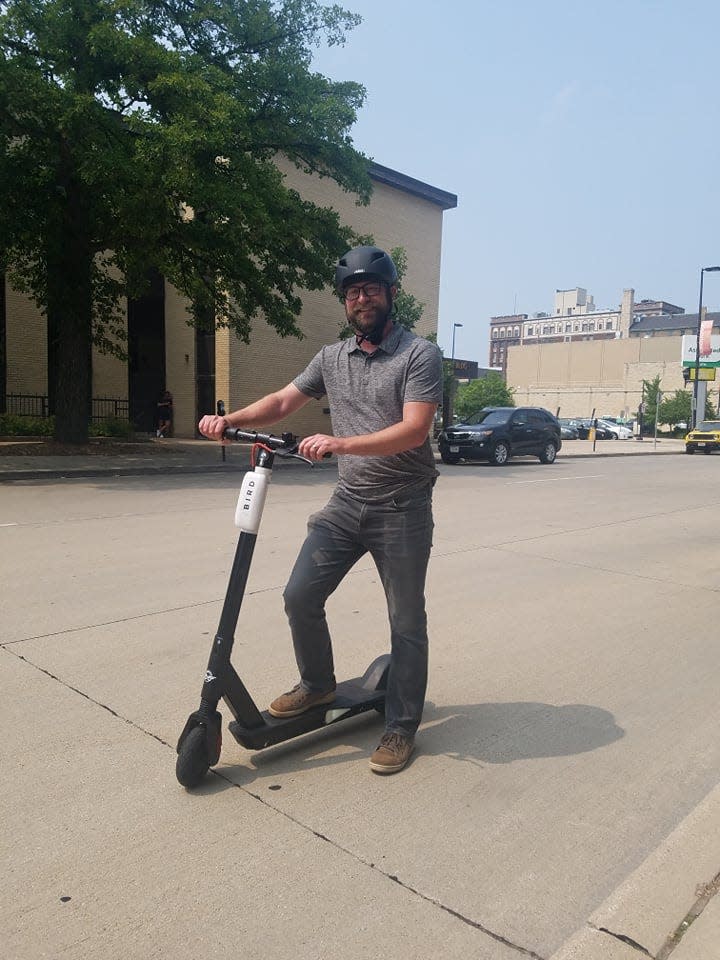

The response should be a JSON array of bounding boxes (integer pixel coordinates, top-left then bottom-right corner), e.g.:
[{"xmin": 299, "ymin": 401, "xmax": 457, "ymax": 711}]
[{"xmin": 439, "ymin": 406, "xmax": 562, "ymax": 466}]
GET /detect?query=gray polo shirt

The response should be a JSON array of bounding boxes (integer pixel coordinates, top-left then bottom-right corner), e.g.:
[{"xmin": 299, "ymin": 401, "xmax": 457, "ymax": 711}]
[{"xmin": 293, "ymin": 323, "xmax": 443, "ymax": 502}]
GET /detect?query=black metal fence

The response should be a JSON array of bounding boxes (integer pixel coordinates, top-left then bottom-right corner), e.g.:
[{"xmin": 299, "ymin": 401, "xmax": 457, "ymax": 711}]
[
  {"xmin": 4, "ymin": 394, "xmax": 129, "ymax": 422},
  {"xmin": 90, "ymin": 397, "xmax": 129, "ymax": 421}
]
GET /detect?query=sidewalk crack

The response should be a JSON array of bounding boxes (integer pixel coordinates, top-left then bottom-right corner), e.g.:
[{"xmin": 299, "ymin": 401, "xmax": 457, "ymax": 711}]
[
  {"xmin": 245, "ymin": 783, "xmax": 545, "ymax": 958},
  {"xmin": 6, "ymin": 648, "xmax": 171, "ymax": 748},
  {"xmin": 656, "ymin": 869, "xmax": 720, "ymax": 959},
  {"xmin": 593, "ymin": 925, "xmax": 653, "ymax": 956}
]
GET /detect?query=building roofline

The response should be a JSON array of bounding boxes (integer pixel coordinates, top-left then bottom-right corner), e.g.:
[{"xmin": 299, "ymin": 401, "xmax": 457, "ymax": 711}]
[{"xmin": 369, "ymin": 162, "xmax": 458, "ymax": 210}]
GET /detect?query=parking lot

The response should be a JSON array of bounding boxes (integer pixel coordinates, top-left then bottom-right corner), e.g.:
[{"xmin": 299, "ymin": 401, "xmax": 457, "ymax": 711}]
[{"xmin": 3, "ymin": 451, "xmax": 720, "ymax": 959}]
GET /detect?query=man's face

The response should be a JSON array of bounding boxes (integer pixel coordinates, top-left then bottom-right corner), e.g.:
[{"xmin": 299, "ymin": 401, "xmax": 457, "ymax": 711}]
[{"xmin": 343, "ymin": 278, "xmax": 396, "ymax": 334}]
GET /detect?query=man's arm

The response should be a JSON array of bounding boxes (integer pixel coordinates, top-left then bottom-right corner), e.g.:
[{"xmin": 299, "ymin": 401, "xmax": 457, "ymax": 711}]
[
  {"xmin": 298, "ymin": 401, "xmax": 437, "ymax": 461},
  {"xmin": 199, "ymin": 383, "xmax": 312, "ymax": 440}
]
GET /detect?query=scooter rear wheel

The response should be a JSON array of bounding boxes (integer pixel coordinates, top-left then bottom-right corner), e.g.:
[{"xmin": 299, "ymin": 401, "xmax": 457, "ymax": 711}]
[{"xmin": 176, "ymin": 726, "xmax": 211, "ymax": 788}]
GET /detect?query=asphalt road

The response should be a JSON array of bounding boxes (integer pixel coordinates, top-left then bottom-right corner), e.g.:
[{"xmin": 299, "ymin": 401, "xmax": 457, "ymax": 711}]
[{"xmin": 3, "ymin": 454, "xmax": 720, "ymax": 959}]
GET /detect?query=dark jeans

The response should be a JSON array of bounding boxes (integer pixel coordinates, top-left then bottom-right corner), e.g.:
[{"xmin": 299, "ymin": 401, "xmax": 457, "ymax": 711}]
[{"xmin": 283, "ymin": 486, "xmax": 434, "ymax": 738}]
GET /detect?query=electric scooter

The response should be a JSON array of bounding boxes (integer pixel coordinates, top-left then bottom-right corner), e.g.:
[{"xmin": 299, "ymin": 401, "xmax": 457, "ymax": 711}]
[{"xmin": 175, "ymin": 428, "xmax": 390, "ymax": 788}]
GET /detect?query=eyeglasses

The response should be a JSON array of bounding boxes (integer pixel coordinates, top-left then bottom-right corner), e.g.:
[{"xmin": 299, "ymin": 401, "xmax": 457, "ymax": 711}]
[{"xmin": 343, "ymin": 281, "xmax": 384, "ymax": 301}]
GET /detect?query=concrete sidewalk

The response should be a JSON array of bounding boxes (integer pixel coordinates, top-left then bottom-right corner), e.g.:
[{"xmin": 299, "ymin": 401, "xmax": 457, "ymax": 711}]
[
  {"xmin": 3, "ymin": 446, "xmax": 720, "ymax": 958},
  {"xmin": 0, "ymin": 435, "xmax": 687, "ymax": 481}
]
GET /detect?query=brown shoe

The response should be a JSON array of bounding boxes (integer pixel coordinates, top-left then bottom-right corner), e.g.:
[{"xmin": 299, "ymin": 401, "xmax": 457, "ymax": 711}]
[
  {"xmin": 268, "ymin": 683, "xmax": 336, "ymax": 718},
  {"xmin": 369, "ymin": 733, "xmax": 415, "ymax": 774}
]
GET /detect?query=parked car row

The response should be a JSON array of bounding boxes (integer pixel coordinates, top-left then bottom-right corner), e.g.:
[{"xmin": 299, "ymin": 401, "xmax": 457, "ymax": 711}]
[
  {"xmin": 438, "ymin": 407, "xmax": 562, "ymax": 466},
  {"xmin": 558, "ymin": 418, "xmax": 633, "ymax": 440}
]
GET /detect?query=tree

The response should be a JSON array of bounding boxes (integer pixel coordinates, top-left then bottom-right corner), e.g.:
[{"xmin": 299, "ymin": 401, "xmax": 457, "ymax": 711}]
[
  {"xmin": 389, "ymin": 247, "xmax": 424, "ymax": 332},
  {"xmin": 658, "ymin": 390, "xmax": 691, "ymax": 428},
  {"xmin": 652, "ymin": 384, "xmax": 714, "ymax": 433},
  {"xmin": 640, "ymin": 375, "xmax": 662, "ymax": 433},
  {"xmin": 1, "ymin": 0, "xmax": 370, "ymax": 442},
  {"xmin": 454, "ymin": 373, "xmax": 514, "ymax": 422}
]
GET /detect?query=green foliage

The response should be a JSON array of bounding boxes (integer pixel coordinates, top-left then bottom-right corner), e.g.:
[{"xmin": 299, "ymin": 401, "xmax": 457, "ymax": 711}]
[
  {"xmin": 389, "ymin": 247, "xmax": 424, "ymax": 332},
  {"xmin": 655, "ymin": 386, "xmax": 714, "ymax": 431},
  {"xmin": 89, "ymin": 417, "xmax": 134, "ymax": 438},
  {"xmin": 640, "ymin": 375, "xmax": 662, "ymax": 429},
  {"xmin": 454, "ymin": 374, "xmax": 515, "ymax": 421},
  {"xmin": 1, "ymin": 0, "xmax": 370, "ymax": 441},
  {"xmin": 658, "ymin": 390, "xmax": 691, "ymax": 427},
  {"xmin": 0, "ymin": 414, "xmax": 54, "ymax": 436}
]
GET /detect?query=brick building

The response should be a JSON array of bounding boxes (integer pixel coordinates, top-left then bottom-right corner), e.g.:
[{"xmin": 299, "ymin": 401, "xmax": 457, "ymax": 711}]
[{"xmin": 2, "ymin": 160, "xmax": 457, "ymax": 437}]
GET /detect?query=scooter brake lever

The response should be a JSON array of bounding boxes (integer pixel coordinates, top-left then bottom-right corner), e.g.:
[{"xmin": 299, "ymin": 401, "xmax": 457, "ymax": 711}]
[
  {"xmin": 288, "ymin": 452, "xmax": 315, "ymax": 466},
  {"xmin": 276, "ymin": 449, "xmax": 332, "ymax": 466}
]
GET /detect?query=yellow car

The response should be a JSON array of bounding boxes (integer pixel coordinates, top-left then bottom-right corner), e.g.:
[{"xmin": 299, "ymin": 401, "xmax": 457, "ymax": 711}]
[{"xmin": 685, "ymin": 420, "xmax": 720, "ymax": 454}]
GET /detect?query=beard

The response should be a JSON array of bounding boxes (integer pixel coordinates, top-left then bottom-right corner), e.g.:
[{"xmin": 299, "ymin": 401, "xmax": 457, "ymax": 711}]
[{"xmin": 345, "ymin": 295, "xmax": 393, "ymax": 340}]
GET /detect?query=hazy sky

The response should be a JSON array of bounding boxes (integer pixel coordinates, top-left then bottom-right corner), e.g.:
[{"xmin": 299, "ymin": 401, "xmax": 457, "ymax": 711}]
[{"xmin": 312, "ymin": 0, "xmax": 720, "ymax": 365}]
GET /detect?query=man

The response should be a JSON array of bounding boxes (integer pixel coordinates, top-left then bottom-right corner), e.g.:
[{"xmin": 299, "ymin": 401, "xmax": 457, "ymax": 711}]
[{"xmin": 199, "ymin": 245, "xmax": 443, "ymax": 774}]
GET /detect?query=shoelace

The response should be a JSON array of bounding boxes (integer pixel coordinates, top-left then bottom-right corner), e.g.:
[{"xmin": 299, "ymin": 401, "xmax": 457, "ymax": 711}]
[{"xmin": 379, "ymin": 733, "xmax": 408, "ymax": 755}]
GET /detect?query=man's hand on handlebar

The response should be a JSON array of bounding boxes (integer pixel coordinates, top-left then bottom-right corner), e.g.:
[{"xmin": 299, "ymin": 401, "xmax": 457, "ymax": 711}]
[
  {"xmin": 199, "ymin": 414, "xmax": 230, "ymax": 442},
  {"xmin": 298, "ymin": 433, "xmax": 343, "ymax": 461}
]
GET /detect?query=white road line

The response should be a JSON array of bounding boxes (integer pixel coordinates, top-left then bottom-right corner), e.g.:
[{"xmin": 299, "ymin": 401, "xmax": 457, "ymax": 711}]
[
  {"xmin": 0, "ymin": 522, "xmax": 18, "ymax": 527},
  {"xmin": 508, "ymin": 474, "xmax": 604, "ymax": 484}
]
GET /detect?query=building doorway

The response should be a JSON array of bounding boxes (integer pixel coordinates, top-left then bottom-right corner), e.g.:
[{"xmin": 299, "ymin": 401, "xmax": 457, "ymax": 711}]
[{"xmin": 128, "ymin": 272, "xmax": 165, "ymax": 433}]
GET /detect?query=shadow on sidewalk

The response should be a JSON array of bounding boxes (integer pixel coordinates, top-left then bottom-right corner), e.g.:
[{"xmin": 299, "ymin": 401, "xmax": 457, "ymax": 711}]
[{"xmin": 196, "ymin": 699, "xmax": 624, "ymax": 791}]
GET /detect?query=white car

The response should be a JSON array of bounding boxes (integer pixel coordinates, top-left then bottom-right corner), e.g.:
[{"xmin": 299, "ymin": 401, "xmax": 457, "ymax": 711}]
[{"xmin": 597, "ymin": 419, "xmax": 632, "ymax": 439}]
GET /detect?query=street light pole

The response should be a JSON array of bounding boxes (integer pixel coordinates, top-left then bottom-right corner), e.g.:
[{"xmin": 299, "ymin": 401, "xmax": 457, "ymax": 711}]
[
  {"xmin": 693, "ymin": 266, "xmax": 720, "ymax": 428},
  {"xmin": 448, "ymin": 322, "xmax": 463, "ymax": 427},
  {"xmin": 451, "ymin": 322, "xmax": 463, "ymax": 367}
]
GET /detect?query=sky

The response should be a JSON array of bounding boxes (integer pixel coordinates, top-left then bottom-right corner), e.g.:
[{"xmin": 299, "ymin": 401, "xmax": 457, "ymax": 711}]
[{"xmin": 311, "ymin": 0, "xmax": 720, "ymax": 366}]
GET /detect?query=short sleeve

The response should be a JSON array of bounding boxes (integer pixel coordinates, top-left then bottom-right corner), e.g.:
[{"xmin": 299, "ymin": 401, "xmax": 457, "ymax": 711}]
[
  {"xmin": 403, "ymin": 341, "xmax": 444, "ymax": 405},
  {"xmin": 293, "ymin": 349, "xmax": 326, "ymax": 400}
]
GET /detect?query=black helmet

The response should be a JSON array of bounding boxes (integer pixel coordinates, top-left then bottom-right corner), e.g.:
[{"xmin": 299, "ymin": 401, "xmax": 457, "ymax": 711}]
[{"xmin": 334, "ymin": 245, "xmax": 398, "ymax": 294}]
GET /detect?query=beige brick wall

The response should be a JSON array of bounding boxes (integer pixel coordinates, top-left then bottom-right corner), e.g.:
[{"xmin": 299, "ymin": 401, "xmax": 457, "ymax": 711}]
[
  {"xmin": 92, "ymin": 300, "xmax": 127, "ymax": 402},
  {"xmin": 216, "ymin": 159, "xmax": 446, "ymax": 438},
  {"xmin": 6, "ymin": 286, "xmax": 46, "ymax": 395},
  {"xmin": 507, "ymin": 337, "xmax": 690, "ymax": 418},
  {"xmin": 164, "ymin": 283, "xmax": 200, "ymax": 437},
  {"xmin": 5, "ymin": 160, "xmax": 449, "ymax": 437}
]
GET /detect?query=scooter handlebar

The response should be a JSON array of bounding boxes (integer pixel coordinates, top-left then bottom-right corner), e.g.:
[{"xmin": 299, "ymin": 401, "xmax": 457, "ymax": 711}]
[
  {"xmin": 221, "ymin": 428, "xmax": 332, "ymax": 460},
  {"xmin": 222, "ymin": 428, "xmax": 298, "ymax": 451}
]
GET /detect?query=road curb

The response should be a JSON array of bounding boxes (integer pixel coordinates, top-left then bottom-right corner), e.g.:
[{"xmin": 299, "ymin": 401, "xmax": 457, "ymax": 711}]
[
  {"xmin": 0, "ymin": 459, "xmax": 339, "ymax": 482},
  {"xmin": 549, "ymin": 780, "xmax": 720, "ymax": 959},
  {"xmin": 0, "ymin": 443, "xmax": 686, "ymax": 481}
]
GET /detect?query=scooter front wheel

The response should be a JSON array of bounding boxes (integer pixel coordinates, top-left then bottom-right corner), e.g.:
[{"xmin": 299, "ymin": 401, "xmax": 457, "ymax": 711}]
[{"xmin": 176, "ymin": 726, "xmax": 212, "ymax": 788}]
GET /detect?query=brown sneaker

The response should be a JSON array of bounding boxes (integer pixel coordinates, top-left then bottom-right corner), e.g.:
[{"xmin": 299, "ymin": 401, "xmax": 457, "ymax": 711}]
[
  {"xmin": 369, "ymin": 733, "xmax": 415, "ymax": 774},
  {"xmin": 268, "ymin": 683, "xmax": 336, "ymax": 718}
]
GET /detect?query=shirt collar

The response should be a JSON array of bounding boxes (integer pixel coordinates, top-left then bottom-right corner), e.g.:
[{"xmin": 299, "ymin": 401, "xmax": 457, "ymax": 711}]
[{"xmin": 346, "ymin": 322, "xmax": 403, "ymax": 356}]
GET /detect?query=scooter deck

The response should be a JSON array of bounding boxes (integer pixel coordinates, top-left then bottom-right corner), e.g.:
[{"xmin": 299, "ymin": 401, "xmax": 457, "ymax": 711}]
[{"xmin": 228, "ymin": 675, "xmax": 385, "ymax": 751}]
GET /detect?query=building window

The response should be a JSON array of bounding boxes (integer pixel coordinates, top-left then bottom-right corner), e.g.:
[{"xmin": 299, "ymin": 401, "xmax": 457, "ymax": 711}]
[
  {"xmin": 588, "ymin": 322, "xmax": 595, "ymax": 331},
  {"xmin": 513, "ymin": 326, "xmax": 520, "ymax": 337},
  {"xmin": 492, "ymin": 328, "xmax": 498, "ymax": 338},
  {"xmin": 527, "ymin": 326, "xmax": 534, "ymax": 336},
  {"xmin": 565, "ymin": 323, "xmax": 571, "ymax": 333}
]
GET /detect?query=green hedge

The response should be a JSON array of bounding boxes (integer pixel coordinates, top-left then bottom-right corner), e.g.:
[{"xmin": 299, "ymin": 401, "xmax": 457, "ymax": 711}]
[
  {"xmin": 89, "ymin": 417, "xmax": 135, "ymax": 439},
  {"xmin": 1, "ymin": 414, "xmax": 134, "ymax": 439},
  {"xmin": 0, "ymin": 413, "xmax": 54, "ymax": 436}
]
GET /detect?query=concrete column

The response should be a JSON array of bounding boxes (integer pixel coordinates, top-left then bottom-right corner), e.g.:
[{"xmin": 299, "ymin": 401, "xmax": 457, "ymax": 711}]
[{"xmin": 618, "ymin": 288, "xmax": 635, "ymax": 338}]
